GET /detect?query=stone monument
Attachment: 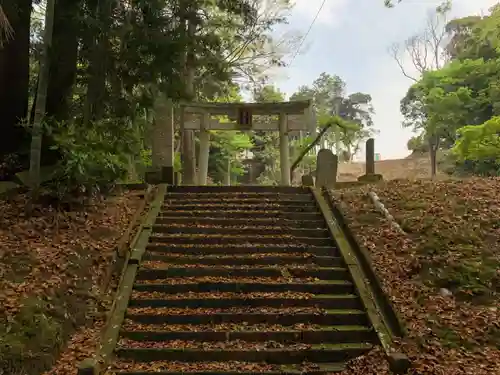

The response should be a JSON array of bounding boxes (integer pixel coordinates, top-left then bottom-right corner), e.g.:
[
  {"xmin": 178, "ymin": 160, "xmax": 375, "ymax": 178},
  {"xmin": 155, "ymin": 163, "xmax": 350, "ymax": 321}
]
[
  {"xmin": 315, "ymin": 149, "xmax": 338, "ymax": 189},
  {"xmin": 357, "ymin": 138, "xmax": 383, "ymax": 183}
]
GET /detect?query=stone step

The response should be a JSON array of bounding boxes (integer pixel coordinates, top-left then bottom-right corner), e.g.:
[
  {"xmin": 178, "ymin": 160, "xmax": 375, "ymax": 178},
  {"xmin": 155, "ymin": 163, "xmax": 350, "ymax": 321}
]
[
  {"xmin": 141, "ymin": 253, "xmax": 344, "ymax": 267},
  {"xmin": 125, "ymin": 310, "xmax": 368, "ymax": 326},
  {"xmin": 166, "ymin": 186, "xmax": 310, "ymax": 194},
  {"xmin": 154, "ymin": 217, "xmax": 326, "ymax": 229},
  {"xmin": 100, "ymin": 186, "xmax": 382, "ymax": 375},
  {"xmin": 163, "ymin": 198, "xmax": 316, "ymax": 205},
  {"xmin": 162, "ymin": 203, "xmax": 318, "ymax": 212},
  {"xmin": 114, "ymin": 343, "xmax": 373, "ymax": 363},
  {"xmin": 135, "ymin": 267, "xmax": 350, "ymax": 280},
  {"xmin": 132, "ymin": 281, "xmax": 354, "ymax": 295},
  {"xmin": 120, "ymin": 327, "xmax": 376, "ymax": 344},
  {"xmin": 128, "ymin": 295, "xmax": 361, "ymax": 309},
  {"xmin": 151, "ymin": 225, "xmax": 329, "ymax": 237},
  {"xmin": 148, "ymin": 235, "xmax": 334, "ymax": 247},
  {"xmin": 165, "ymin": 192, "xmax": 314, "ymax": 202},
  {"xmin": 156, "ymin": 211, "xmax": 324, "ymax": 220},
  {"xmin": 111, "ymin": 361, "xmax": 347, "ymax": 374},
  {"xmin": 145, "ymin": 245, "xmax": 339, "ymax": 256}
]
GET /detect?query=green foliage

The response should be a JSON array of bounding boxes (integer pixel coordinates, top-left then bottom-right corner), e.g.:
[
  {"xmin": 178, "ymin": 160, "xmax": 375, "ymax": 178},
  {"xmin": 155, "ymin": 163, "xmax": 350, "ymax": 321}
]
[
  {"xmin": 0, "ymin": 297, "xmax": 63, "ymax": 373},
  {"xmin": 205, "ymin": 86, "xmax": 252, "ymax": 183},
  {"xmin": 290, "ymin": 73, "xmax": 376, "ymax": 160},
  {"xmin": 209, "ymin": 130, "xmax": 253, "ymax": 183},
  {"xmin": 407, "ymin": 134, "xmax": 430, "ymax": 153},
  {"xmin": 250, "ymin": 85, "xmax": 286, "ymax": 184},
  {"xmin": 450, "ymin": 116, "xmax": 500, "ymax": 176},
  {"xmin": 400, "ymin": 5, "xmax": 500, "ymax": 176},
  {"xmin": 46, "ymin": 119, "xmax": 139, "ymax": 198}
]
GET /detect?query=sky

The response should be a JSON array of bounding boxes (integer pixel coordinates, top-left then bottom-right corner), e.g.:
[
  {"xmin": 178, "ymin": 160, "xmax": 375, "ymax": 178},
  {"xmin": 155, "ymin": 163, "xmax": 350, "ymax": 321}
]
[{"xmin": 271, "ymin": 0, "xmax": 499, "ymax": 160}]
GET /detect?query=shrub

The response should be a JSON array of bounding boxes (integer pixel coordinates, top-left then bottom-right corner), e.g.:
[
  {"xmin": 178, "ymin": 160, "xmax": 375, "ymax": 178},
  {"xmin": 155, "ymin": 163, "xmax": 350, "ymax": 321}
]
[
  {"xmin": 45, "ymin": 118, "xmax": 140, "ymax": 201},
  {"xmin": 450, "ymin": 116, "xmax": 500, "ymax": 176}
]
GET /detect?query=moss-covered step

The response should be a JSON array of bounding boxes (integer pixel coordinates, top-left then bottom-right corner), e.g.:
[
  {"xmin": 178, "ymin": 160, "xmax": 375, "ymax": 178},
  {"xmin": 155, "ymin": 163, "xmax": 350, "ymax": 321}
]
[
  {"xmin": 134, "ymin": 267, "xmax": 349, "ymax": 280},
  {"xmin": 151, "ymin": 225, "xmax": 329, "ymax": 237},
  {"xmin": 132, "ymin": 280, "xmax": 354, "ymax": 294},
  {"xmin": 112, "ymin": 362, "xmax": 347, "ymax": 375},
  {"xmin": 167, "ymin": 186, "xmax": 310, "ymax": 194},
  {"xmin": 144, "ymin": 245, "xmax": 339, "ymax": 256},
  {"xmin": 114, "ymin": 343, "xmax": 373, "ymax": 363},
  {"xmin": 0, "ymin": 180, "xmax": 20, "ymax": 195},
  {"xmin": 163, "ymin": 192, "xmax": 316, "ymax": 201},
  {"xmin": 154, "ymin": 216, "xmax": 326, "ymax": 229},
  {"xmin": 162, "ymin": 203, "xmax": 318, "ymax": 213},
  {"xmin": 119, "ymin": 327, "xmax": 376, "ymax": 344},
  {"xmin": 163, "ymin": 198, "xmax": 316, "ymax": 206},
  {"xmin": 125, "ymin": 309, "xmax": 369, "ymax": 326},
  {"xmin": 13, "ymin": 165, "xmax": 57, "ymax": 186},
  {"xmin": 140, "ymin": 254, "xmax": 344, "ymax": 267},
  {"xmin": 148, "ymin": 235, "xmax": 334, "ymax": 247},
  {"xmin": 127, "ymin": 294, "xmax": 361, "ymax": 309},
  {"xmin": 156, "ymin": 211, "xmax": 324, "ymax": 220}
]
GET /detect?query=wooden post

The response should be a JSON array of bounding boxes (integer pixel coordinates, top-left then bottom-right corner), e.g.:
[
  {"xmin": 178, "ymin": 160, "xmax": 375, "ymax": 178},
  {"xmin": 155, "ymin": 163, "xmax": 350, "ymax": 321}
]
[
  {"xmin": 279, "ymin": 112, "xmax": 290, "ymax": 186},
  {"xmin": 198, "ymin": 112, "xmax": 210, "ymax": 185},
  {"xmin": 366, "ymin": 138, "xmax": 375, "ymax": 175}
]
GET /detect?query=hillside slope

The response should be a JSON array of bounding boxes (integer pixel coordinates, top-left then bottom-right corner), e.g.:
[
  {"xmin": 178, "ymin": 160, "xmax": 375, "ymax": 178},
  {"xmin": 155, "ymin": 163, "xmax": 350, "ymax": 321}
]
[
  {"xmin": 337, "ymin": 155, "xmax": 445, "ymax": 181},
  {"xmin": 330, "ymin": 178, "xmax": 500, "ymax": 374}
]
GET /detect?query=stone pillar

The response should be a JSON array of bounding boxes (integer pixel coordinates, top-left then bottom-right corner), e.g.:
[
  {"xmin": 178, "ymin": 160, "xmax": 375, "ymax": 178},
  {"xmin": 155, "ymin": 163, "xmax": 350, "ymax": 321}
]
[
  {"xmin": 279, "ymin": 112, "xmax": 291, "ymax": 186},
  {"xmin": 366, "ymin": 138, "xmax": 375, "ymax": 175},
  {"xmin": 180, "ymin": 107, "xmax": 197, "ymax": 185},
  {"xmin": 151, "ymin": 94, "xmax": 174, "ymax": 184},
  {"xmin": 357, "ymin": 137, "xmax": 383, "ymax": 183},
  {"xmin": 315, "ymin": 149, "xmax": 338, "ymax": 189},
  {"xmin": 198, "ymin": 112, "xmax": 210, "ymax": 185}
]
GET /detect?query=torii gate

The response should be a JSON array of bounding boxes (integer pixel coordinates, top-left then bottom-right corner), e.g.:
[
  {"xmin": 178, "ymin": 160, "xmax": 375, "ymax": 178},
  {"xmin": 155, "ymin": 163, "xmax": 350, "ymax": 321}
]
[{"xmin": 151, "ymin": 96, "xmax": 315, "ymax": 186}]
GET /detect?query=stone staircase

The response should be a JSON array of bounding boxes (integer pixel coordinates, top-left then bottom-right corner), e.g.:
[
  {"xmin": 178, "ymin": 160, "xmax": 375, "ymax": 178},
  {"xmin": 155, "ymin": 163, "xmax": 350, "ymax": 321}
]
[{"xmin": 109, "ymin": 186, "xmax": 378, "ymax": 374}]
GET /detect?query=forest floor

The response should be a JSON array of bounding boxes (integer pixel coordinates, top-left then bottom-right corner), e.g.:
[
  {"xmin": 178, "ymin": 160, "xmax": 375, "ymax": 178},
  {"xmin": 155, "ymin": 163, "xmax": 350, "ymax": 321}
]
[
  {"xmin": 332, "ymin": 178, "xmax": 500, "ymax": 375},
  {"xmin": 0, "ymin": 190, "xmax": 142, "ymax": 375}
]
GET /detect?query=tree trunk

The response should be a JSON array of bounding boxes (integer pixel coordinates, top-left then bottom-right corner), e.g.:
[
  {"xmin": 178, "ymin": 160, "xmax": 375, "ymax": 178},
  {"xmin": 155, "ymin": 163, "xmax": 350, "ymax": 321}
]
[
  {"xmin": 83, "ymin": 0, "xmax": 112, "ymax": 126},
  {"xmin": 428, "ymin": 135, "xmax": 440, "ymax": 178},
  {"xmin": 0, "ymin": 0, "xmax": 31, "ymax": 157},
  {"xmin": 29, "ymin": 0, "xmax": 56, "ymax": 191},
  {"xmin": 180, "ymin": 4, "xmax": 197, "ymax": 184},
  {"xmin": 46, "ymin": 0, "xmax": 81, "ymax": 122}
]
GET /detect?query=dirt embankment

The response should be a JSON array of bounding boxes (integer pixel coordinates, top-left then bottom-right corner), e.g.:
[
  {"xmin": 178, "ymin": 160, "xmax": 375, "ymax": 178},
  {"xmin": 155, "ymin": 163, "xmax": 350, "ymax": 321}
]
[
  {"xmin": 0, "ymin": 191, "xmax": 142, "ymax": 375},
  {"xmin": 331, "ymin": 178, "xmax": 500, "ymax": 374},
  {"xmin": 337, "ymin": 155, "xmax": 446, "ymax": 182}
]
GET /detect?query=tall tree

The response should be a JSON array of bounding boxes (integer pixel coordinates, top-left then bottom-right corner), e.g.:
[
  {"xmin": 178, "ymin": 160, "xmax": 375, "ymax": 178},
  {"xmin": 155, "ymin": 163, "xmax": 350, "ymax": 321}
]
[
  {"xmin": 289, "ymin": 72, "xmax": 375, "ymax": 161},
  {"xmin": 390, "ymin": 1, "xmax": 452, "ymax": 177},
  {"xmin": 389, "ymin": 1, "xmax": 451, "ymax": 81},
  {"xmin": 45, "ymin": 0, "xmax": 82, "ymax": 122},
  {"xmin": 400, "ymin": 4, "xmax": 500, "ymax": 177},
  {"xmin": 0, "ymin": 0, "xmax": 32, "ymax": 157},
  {"xmin": 29, "ymin": 0, "xmax": 56, "ymax": 192}
]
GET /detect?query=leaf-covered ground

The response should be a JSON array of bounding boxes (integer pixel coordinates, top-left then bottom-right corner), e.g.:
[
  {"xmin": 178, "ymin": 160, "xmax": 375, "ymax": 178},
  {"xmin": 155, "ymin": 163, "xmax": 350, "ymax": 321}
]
[
  {"xmin": 0, "ymin": 191, "xmax": 142, "ymax": 375},
  {"xmin": 331, "ymin": 178, "xmax": 500, "ymax": 375}
]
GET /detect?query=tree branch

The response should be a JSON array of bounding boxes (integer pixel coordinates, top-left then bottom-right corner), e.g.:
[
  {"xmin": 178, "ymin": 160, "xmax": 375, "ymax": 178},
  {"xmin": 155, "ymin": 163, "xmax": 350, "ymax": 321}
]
[
  {"xmin": 388, "ymin": 43, "xmax": 418, "ymax": 82},
  {"xmin": 0, "ymin": 5, "xmax": 14, "ymax": 48}
]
